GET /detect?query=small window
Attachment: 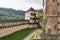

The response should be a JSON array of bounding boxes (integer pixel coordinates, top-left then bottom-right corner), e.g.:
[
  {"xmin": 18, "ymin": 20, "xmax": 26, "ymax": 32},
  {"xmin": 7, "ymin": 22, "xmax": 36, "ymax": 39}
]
[
  {"xmin": 54, "ymin": 25, "xmax": 57, "ymax": 30},
  {"xmin": 31, "ymin": 13, "xmax": 36, "ymax": 16},
  {"xmin": 58, "ymin": 3, "xmax": 60, "ymax": 6},
  {"xmin": 58, "ymin": 29, "xmax": 60, "ymax": 31},
  {"xmin": 58, "ymin": 12, "xmax": 60, "ymax": 16},
  {"xmin": 58, "ymin": 22, "xmax": 59, "ymax": 24},
  {"xmin": 58, "ymin": 12, "xmax": 59, "ymax": 15},
  {"xmin": 52, "ymin": 10, "xmax": 56, "ymax": 15},
  {"xmin": 48, "ymin": 29, "xmax": 51, "ymax": 35},
  {"xmin": 53, "ymin": 0, "xmax": 56, "ymax": 2}
]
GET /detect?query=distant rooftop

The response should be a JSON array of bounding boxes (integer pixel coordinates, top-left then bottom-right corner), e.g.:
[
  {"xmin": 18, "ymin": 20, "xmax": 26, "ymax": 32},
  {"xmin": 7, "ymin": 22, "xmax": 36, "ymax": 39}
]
[{"xmin": 26, "ymin": 7, "xmax": 37, "ymax": 12}]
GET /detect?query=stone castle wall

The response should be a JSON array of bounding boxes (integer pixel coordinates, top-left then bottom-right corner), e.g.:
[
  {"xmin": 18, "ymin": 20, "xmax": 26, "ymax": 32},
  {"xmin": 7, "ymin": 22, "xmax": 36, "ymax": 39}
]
[{"xmin": 0, "ymin": 24, "xmax": 36, "ymax": 38}]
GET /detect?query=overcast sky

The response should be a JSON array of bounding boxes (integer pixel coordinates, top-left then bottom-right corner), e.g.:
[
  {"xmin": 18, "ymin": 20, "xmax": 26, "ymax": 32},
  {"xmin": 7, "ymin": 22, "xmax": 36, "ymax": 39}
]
[{"xmin": 0, "ymin": 0, "xmax": 43, "ymax": 11}]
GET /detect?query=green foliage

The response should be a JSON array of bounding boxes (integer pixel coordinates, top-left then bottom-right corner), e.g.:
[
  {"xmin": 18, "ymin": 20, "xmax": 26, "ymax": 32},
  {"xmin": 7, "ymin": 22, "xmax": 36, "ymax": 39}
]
[
  {"xmin": 30, "ymin": 29, "xmax": 42, "ymax": 40},
  {"xmin": 0, "ymin": 28, "xmax": 34, "ymax": 40},
  {"xmin": 0, "ymin": 8, "xmax": 25, "ymax": 20},
  {"xmin": 38, "ymin": 9, "xmax": 43, "ymax": 13},
  {"xmin": 0, "ymin": 8, "xmax": 43, "ymax": 20},
  {"xmin": 38, "ymin": 9, "xmax": 43, "ymax": 18},
  {"xmin": 38, "ymin": 13, "xmax": 43, "ymax": 18}
]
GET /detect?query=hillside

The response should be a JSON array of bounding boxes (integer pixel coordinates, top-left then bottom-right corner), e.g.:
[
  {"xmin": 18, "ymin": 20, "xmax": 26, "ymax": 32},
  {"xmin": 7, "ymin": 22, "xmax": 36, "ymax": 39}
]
[
  {"xmin": 0, "ymin": 8, "xmax": 25, "ymax": 21},
  {"xmin": 38, "ymin": 9, "xmax": 43, "ymax": 18},
  {"xmin": 0, "ymin": 8, "xmax": 43, "ymax": 21}
]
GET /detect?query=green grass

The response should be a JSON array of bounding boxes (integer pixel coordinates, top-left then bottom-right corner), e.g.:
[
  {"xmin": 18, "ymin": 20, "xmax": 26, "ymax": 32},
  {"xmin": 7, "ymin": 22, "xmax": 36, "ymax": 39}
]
[
  {"xmin": 30, "ymin": 34, "xmax": 35, "ymax": 40},
  {"xmin": 36, "ymin": 29, "xmax": 42, "ymax": 33},
  {"xmin": 38, "ymin": 13, "xmax": 43, "ymax": 18},
  {"xmin": 30, "ymin": 29, "xmax": 42, "ymax": 40},
  {"xmin": 0, "ymin": 28, "xmax": 34, "ymax": 40}
]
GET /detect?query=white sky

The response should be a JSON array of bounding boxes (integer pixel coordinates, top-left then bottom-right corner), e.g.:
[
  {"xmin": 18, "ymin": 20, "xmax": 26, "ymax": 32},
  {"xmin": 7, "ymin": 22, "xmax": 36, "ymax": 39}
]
[{"xmin": 0, "ymin": 0, "xmax": 43, "ymax": 11}]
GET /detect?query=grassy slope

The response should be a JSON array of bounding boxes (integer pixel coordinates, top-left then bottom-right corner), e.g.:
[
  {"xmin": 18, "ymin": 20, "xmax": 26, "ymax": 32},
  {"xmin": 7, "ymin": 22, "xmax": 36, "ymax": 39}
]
[
  {"xmin": 30, "ymin": 29, "xmax": 42, "ymax": 40},
  {"xmin": 0, "ymin": 28, "xmax": 34, "ymax": 40}
]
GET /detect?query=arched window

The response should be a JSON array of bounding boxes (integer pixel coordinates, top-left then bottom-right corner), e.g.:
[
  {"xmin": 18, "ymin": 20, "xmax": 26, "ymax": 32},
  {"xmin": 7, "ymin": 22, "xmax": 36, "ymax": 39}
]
[{"xmin": 52, "ymin": 10, "xmax": 56, "ymax": 15}]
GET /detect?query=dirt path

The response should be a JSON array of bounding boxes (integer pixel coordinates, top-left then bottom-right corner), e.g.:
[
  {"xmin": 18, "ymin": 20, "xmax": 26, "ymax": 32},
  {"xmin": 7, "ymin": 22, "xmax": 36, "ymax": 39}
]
[{"xmin": 23, "ymin": 29, "xmax": 37, "ymax": 40}]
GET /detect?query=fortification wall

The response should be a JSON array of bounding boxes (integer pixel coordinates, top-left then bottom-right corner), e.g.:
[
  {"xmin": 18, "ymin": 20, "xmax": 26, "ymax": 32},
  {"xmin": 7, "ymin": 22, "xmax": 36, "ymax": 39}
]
[{"xmin": 0, "ymin": 24, "xmax": 36, "ymax": 38}]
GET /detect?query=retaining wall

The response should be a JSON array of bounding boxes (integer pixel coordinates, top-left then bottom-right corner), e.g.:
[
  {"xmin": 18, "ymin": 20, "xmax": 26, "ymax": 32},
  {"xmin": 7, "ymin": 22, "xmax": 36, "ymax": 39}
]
[{"xmin": 0, "ymin": 24, "xmax": 35, "ymax": 38}]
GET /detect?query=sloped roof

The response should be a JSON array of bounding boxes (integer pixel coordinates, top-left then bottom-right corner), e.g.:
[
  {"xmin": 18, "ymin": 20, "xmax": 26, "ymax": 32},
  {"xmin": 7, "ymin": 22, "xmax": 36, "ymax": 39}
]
[{"xmin": 26, "ymin": 7, "xmax": 37, "ymax": 12}]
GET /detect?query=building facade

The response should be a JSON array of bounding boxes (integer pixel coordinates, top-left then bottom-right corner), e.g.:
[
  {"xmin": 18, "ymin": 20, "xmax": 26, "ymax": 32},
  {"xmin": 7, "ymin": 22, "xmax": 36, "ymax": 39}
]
[
  {"xmin": 25, "ymin": 7, "xmax": 38, "ymax": 23},
  {"xmin": 43, "ymin": 0, "xmax": 60, "ymax": 35}
]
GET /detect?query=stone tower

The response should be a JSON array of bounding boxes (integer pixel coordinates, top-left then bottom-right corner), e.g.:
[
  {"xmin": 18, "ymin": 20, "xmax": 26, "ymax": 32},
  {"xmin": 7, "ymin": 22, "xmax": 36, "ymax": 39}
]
[
  {"xmin": 25, "ymin": 7, "xmax": 38, "ymax": 23},
  {"xmin": 43, "ymin": 0, "xmax": 60, "ymax": 35},
  {"xmin": 58, "ymin": 0, "xmax": 60, "ymax": 34}
]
